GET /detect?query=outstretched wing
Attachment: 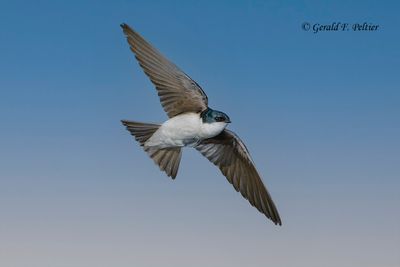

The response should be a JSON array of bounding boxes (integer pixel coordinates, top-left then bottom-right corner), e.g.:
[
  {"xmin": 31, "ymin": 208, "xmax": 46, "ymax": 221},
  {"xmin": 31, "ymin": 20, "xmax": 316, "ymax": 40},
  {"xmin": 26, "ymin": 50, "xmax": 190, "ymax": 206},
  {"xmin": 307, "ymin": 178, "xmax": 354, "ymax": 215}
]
[
  {"xmin": 195, "ymin": 130, "xmax": 282, "ymax": 225},
  {"xmin": 121, "ymin": 23, "xmax": 208, "ymax": 118}
]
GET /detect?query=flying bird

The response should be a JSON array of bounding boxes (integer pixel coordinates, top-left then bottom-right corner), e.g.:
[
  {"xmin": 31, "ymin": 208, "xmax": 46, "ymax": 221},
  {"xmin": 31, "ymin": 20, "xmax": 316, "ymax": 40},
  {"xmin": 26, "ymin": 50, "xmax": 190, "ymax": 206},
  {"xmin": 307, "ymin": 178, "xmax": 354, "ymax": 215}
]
[{"xmin": 120, "ymin": 23, "xmax": 281, "ymax": 225}]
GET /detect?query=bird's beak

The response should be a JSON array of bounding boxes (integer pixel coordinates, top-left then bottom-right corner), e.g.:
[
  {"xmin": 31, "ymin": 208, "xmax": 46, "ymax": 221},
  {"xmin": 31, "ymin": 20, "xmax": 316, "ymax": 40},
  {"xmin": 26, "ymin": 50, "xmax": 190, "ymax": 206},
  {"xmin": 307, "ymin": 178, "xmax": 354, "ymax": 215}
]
[{"xmin": 226, "ymin": 119, "xmax": 231, "ymax": 123}]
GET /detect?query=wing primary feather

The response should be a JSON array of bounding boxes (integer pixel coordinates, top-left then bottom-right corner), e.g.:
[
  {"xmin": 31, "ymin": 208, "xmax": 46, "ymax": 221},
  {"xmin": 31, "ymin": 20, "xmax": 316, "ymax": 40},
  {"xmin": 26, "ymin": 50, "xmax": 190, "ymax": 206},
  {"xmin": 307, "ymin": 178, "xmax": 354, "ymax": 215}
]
[
  {"xmin": 195, "ymin": 130, "xmax": 282, "ymax": 225},
  {"xmin": 121, "ymin": 23, "xmax": 209, "ymax": 118}
]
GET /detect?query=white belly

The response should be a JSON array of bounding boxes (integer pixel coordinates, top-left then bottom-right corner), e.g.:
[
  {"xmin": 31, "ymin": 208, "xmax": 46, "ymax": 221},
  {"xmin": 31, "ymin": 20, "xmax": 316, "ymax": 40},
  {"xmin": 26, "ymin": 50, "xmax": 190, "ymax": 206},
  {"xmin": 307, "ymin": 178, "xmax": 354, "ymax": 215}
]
[{"xmin": 145, "ymin": 113, "xmax": 227, "ymax": 148}]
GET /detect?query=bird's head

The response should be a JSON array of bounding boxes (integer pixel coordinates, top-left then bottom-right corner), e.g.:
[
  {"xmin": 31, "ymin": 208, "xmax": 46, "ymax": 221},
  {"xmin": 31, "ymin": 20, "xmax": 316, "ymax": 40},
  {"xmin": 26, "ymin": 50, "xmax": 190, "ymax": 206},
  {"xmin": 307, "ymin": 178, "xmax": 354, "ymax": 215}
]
[{"xmin": 201, "ymin": 108, "xmax": 231, "ymax": 124}]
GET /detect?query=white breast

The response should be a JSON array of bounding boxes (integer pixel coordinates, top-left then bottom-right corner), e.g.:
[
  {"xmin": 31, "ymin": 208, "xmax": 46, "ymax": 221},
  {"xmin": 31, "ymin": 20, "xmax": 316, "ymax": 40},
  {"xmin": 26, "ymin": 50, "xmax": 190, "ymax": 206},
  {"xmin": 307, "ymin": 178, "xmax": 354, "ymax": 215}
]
[
  {"xmin": 198, "ymin": 121, "xmax": 227, "ymax": 139},
  {"xmin": 145, "ymin": 113, "xmax": 228, "ymax": 148}
]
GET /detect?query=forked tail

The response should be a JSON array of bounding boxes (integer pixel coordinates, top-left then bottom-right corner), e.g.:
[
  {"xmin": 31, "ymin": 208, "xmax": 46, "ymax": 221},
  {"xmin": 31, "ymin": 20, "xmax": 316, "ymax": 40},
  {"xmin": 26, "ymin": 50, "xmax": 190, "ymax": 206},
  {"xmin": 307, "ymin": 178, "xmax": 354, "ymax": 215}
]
[{"xmin": 121, "ymin": 120, "xmax": 182, "ymax": 179}]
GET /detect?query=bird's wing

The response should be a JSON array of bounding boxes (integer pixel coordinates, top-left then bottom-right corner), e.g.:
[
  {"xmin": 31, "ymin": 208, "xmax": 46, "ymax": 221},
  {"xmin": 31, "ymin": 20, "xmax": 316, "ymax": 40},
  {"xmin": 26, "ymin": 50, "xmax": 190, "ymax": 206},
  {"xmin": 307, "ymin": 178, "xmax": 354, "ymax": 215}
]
[
  {"xmin": 195, "ymin": 130, "xmax": 282, "ymax": 225},
  {"xmin": 121, "ymin": 23, "xmax": 208, "ymax": 118}
]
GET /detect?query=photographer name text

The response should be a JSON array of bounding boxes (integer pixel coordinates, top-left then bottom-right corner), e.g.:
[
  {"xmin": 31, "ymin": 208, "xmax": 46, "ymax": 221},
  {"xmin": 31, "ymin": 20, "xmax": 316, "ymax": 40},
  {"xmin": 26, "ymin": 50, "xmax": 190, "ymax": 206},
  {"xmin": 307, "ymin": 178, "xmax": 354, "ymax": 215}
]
[{"xmin": 302, "ymin": 22, "xmax": 380, "ymax": 33}]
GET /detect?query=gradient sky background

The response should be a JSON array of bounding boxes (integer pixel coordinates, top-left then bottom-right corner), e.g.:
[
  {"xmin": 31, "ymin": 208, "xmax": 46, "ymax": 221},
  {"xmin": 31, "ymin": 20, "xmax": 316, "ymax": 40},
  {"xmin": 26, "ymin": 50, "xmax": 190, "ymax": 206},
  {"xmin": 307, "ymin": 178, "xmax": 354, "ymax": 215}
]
[{"xmin": 0, "ymin": 1, "xmax": 399, "ymax": 266}]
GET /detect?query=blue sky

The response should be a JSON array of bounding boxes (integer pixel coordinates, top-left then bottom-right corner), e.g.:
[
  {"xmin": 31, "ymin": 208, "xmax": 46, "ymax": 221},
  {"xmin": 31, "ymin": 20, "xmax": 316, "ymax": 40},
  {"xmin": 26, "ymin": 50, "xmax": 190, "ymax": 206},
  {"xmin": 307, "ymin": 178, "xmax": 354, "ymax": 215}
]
[{"xmin": 0, "ymin": 1, "xmax": 399, "ymax": 266}]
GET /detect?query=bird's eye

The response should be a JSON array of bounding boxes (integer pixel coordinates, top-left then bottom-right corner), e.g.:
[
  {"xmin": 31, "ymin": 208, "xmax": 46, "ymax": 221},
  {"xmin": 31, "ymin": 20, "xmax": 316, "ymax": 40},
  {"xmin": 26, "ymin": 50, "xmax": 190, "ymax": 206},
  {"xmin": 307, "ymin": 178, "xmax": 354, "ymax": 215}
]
[{"xmin": 215, "ymin": 116, "xmax": 224, "ymax": 122}]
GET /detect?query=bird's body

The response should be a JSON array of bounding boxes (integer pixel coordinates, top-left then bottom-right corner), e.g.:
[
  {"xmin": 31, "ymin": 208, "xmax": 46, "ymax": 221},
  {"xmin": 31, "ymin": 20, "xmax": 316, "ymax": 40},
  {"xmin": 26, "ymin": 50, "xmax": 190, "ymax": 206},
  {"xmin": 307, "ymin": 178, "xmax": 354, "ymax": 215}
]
[
  {"xmin": 120, "ymin": 23, "xmax": 282, "ymax": 225},
  {"xmin": 146, "ymin": 112, "xmax": 229, "ymax": 148}
]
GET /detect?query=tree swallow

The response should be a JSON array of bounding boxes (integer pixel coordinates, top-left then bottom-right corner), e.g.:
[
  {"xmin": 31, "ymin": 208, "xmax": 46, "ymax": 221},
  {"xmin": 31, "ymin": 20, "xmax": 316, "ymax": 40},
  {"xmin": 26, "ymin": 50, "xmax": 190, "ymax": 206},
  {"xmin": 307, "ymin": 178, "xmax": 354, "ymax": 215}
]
[{"xmin": 120, "ymin": 24, "xmax": 281, "ymax": 225}]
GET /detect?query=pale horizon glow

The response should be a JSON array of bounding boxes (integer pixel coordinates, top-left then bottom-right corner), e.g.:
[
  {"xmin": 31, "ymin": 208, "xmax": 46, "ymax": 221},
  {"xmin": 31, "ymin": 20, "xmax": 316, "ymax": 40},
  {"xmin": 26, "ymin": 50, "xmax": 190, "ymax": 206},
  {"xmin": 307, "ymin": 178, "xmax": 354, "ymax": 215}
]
[{"xmin": 0, "ymin": 1, "xmax": 399, "ymax": 267}]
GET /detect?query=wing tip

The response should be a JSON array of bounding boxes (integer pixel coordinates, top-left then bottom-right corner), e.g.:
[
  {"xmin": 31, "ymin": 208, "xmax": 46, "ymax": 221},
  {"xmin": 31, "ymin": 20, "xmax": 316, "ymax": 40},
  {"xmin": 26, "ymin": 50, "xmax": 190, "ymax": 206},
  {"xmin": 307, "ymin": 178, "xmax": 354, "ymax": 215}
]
[
  {"xmin": 266, "ymin": 207, "xmax": 282, "ymax": 226},
  {"xmin": 270, "ymin": 213, "xmax": 282, "ymax": 226},
  {"xmin": 120, "ymin": 23, "xmax": 133, "ymax": 35}
]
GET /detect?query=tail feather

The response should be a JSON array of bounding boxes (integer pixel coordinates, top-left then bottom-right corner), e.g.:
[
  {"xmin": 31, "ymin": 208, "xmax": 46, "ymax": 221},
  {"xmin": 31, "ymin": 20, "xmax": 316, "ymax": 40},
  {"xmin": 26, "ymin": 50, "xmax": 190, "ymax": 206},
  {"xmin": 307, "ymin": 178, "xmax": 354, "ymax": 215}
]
[
  {"xmin": 122, "ymin": 120, "xmax": 160, "ymax": 146},
  {"xmin": 121, "ymin": 120, "xmax": 182, "ymax": 179},
  {"xmin": 146, "ymin": 146, "xmax": 182, "ymax": 179}
]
